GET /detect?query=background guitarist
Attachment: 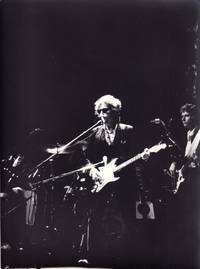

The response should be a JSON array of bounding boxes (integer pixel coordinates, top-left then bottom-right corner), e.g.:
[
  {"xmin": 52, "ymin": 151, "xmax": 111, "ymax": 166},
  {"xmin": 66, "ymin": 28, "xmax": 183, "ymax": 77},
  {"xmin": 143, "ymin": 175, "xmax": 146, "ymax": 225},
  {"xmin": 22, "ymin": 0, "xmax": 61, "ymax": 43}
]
[
  {"xmin": 168, "ymin": 103, "xmax": 200, "ymax": 267},
  {"xmin": 169, "ymin": 103, "xmax": 200, "ymax": 191}
]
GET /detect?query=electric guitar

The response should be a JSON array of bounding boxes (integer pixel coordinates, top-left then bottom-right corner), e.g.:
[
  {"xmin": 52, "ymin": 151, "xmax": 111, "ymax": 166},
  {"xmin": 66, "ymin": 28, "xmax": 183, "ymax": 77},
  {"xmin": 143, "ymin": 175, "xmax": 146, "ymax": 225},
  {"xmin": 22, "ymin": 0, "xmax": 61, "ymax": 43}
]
[
  {"xmin": 91, "ymin": 143, "xmax": 167, "ymax": 193},
  {"xmin": 30, "ymin": 143, "xmax": 167, "ymax": 192},
  {"xmin": 173, "ymin": 157, "xmax": 199, "ymax": 194}
]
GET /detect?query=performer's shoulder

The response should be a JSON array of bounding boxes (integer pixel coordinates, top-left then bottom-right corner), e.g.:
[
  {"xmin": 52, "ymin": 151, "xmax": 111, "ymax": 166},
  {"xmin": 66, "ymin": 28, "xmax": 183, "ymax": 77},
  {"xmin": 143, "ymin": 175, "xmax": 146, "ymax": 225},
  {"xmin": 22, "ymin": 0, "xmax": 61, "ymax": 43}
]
[
  {"xmin": 92, "ymin": 123, "xmax": 134, "ymax": 132},
  {"xmin": 92, "ymin": 125, "xmax": 102, "ymax": 132},
  {"xmin": 119, "ymin": 123, "xmax": 134, "ymax": 130}
]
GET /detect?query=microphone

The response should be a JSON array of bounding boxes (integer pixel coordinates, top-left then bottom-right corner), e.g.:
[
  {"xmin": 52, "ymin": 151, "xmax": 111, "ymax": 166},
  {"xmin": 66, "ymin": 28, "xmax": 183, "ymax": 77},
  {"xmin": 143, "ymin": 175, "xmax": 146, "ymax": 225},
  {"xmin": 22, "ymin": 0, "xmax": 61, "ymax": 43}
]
[
  {"xmin": 150, "ymin": 118, "xmax": 167, "ymax": 129},
  {"xmin": 100, "ymin": 117, "xmax": 105, "ymax": 124},
  {"xmin": 150, "ymin": 118, "xmax": 161, "ymax": 124}
]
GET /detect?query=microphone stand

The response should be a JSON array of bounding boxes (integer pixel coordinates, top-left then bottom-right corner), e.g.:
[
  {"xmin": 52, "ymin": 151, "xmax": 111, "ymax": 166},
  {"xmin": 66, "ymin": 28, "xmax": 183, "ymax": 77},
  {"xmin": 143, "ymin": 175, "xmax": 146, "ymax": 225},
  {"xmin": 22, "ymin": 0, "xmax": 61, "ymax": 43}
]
[
  {"xmin": 28, "ymin": 120, "xmax": 102, "ymax": 176},
  {"xmin": 160, "ymin": 119, "xmax": 183, "ymax": 154}
]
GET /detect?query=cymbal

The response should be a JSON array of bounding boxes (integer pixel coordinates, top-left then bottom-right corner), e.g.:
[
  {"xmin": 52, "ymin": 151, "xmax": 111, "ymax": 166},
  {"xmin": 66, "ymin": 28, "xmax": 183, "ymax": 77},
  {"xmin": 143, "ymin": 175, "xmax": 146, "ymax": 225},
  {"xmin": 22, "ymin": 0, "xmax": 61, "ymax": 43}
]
[
  {"xmin": 44, "ymin": 140, "xmax": 88, "ymax": 155},
  {"xmin": 44, "ymin": 146, "xmax": 74, "ymax": 155}
]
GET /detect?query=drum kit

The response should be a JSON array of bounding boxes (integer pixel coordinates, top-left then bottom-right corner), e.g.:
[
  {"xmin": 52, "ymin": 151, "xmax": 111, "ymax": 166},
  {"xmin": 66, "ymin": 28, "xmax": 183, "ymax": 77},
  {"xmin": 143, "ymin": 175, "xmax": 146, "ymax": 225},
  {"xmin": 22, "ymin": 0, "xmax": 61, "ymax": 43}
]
[
  {"xmin": 1, "ymin": 140, "xmax": 96, "ymax": 215},
  {"xmin": 1, "ymin": 121, "xmax": 102, "ymax": 253}
]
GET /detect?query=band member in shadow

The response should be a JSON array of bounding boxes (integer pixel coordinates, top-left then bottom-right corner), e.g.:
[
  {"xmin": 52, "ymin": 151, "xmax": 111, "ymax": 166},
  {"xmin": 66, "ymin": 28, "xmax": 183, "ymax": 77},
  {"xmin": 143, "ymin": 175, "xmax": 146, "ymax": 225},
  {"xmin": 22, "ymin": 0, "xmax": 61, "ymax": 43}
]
[
  {"xmin": 2, "ymin": 128, "xmax": 52, "ymax": 263},
  {"xmin": 72, "ymin": 94, "xmax": 149, "ymax": 266},
  {"xmin": 168, "ymin": 103, "xmax": 200, "ymax": 268}
]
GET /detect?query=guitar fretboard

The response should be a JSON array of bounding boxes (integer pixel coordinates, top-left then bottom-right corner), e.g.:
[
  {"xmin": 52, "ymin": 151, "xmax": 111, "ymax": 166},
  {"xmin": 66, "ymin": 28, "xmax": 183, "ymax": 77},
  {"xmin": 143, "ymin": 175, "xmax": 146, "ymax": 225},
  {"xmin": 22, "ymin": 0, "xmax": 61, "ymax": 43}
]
[{"xmin": 114, "ymin": 153, "xmax": 142, "ymax": 173}]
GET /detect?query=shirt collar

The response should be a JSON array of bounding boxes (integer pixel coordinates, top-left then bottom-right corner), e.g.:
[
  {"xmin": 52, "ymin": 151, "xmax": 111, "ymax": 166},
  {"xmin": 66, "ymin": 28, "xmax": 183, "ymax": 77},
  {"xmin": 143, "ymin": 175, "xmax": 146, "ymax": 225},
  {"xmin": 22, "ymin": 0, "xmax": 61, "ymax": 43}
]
[{"xmin": 187, "ymin": 127, "xmax": 197, "ymax": 140}]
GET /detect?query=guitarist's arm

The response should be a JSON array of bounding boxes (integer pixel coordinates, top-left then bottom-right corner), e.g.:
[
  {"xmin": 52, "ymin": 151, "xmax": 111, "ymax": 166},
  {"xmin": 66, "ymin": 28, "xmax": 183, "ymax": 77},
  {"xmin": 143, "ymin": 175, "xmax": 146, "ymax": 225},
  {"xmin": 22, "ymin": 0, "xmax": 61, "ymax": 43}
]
[
  {"xmin": 168, "ymin": 149, "xmax": 185, "ymax": 178},
  {"xmin": 188, "ymin": 152, "xmax": 200, "ymax": 168},
  {"xmin": 181, "ymin": 154, "xmax": 200, "ymax": 182}
]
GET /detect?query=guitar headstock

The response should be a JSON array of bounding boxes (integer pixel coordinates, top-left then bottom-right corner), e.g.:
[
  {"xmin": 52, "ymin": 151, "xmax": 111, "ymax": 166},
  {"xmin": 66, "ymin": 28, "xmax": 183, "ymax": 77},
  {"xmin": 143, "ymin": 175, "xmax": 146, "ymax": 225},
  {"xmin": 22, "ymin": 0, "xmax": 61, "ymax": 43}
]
[{"xmin": 148, "ymin": 143, "xmax": 167, "ymax": 154}]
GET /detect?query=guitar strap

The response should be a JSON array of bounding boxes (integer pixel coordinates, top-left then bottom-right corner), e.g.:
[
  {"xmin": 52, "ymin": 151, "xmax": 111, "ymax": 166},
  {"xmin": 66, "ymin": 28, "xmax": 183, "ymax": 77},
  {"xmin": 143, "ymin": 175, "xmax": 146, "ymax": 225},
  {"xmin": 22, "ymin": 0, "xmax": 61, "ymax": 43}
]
[{"xmin": 185, "ymin": 128, "xmax": 200, "ymax": 159}]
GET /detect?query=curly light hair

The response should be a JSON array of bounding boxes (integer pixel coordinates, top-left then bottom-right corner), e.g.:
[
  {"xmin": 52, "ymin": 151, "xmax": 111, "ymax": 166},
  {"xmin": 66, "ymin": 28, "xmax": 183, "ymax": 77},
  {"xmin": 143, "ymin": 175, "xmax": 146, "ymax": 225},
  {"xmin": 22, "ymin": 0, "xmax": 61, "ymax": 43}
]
[{"xmin": 94, "ymin": 94, "xmax": 122, "ymax": 116}]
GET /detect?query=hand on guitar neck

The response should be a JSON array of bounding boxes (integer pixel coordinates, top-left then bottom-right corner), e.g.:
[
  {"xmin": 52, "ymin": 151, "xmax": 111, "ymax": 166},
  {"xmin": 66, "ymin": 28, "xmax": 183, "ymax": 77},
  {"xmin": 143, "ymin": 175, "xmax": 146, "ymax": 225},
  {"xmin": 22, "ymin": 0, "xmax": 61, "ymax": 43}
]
[{"xmin": 141, "ymin": 148, "xmax": 151, "ymax": 161}]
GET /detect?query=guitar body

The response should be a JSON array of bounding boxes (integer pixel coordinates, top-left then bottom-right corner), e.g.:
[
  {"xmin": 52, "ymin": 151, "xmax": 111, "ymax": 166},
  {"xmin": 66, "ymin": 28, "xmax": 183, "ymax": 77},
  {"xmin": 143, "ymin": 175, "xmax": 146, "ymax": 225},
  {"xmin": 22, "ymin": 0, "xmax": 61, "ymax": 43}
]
[
  {"xmin": 174, "ymin": 158, "xmax": 198, "ymax": 193},
  {"xmin": 92, "ymin": 158, "xmax": 120, "ymax": 193}
]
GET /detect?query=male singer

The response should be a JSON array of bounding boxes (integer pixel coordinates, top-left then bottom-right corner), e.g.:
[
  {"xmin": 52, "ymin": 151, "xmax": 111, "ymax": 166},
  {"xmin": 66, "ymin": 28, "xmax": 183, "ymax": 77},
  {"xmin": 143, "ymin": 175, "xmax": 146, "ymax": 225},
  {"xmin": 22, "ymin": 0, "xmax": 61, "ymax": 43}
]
[{"xmin": 75, "ymin": 94, "xmax": 149, "ymax": 265}]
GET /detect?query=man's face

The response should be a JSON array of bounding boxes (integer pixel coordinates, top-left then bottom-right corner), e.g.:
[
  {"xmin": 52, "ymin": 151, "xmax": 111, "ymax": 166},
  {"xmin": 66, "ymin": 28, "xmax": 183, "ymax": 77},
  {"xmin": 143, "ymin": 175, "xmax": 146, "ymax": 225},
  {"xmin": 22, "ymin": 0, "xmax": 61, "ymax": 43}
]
[
  {"xmin": 181, "ymin": 111, "xmax": 194, "ymax": 130},
  {"xmin": 96, "ymin": 103, "xmax": 113, "ymax": 124}
]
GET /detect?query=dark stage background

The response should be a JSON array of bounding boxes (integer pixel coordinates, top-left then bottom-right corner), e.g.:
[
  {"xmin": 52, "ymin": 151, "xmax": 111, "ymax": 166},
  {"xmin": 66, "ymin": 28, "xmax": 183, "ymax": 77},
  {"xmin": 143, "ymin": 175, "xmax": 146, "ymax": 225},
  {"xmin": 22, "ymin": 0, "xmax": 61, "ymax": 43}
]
[
  {"xmin": 1, "ymin": 0, "xmax": 200, "ymax": 268},
  {"xmin": 1, "ymin": 0, "xmax": 199, "ymax": 156}
]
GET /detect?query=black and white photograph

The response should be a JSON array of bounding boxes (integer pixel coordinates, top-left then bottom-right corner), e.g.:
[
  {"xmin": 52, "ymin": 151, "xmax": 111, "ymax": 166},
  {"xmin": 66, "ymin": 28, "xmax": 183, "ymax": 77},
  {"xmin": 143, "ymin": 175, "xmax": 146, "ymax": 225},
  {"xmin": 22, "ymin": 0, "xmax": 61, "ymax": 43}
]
[{"xmin": 1, "ymin": 0, "xmax": 200, "ymax": 268}]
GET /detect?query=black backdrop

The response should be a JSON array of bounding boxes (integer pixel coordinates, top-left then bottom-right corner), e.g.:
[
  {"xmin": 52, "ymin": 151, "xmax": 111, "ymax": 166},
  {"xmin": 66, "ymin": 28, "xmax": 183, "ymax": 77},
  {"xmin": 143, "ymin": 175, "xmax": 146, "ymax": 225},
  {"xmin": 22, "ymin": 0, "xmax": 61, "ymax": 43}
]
[
  {"xmin": 1, "ymin": 1, "xmax": 200, "ymax": 268},
  {"xmin": 1, "ymin": 0, "xmax": 199, "ymax": 156}
]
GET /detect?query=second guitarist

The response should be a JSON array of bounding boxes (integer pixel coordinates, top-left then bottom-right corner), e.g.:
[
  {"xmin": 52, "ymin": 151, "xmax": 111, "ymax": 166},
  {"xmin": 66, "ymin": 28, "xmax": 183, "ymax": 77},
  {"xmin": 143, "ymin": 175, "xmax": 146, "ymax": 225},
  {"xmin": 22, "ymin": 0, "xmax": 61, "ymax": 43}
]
[
  {"xmin": 168, "ymin": 103, "xmax": 200, "ymax": 267},
  {"xmin": 169, "ymin": 103, "xmax": 200, "ymax": 193}
]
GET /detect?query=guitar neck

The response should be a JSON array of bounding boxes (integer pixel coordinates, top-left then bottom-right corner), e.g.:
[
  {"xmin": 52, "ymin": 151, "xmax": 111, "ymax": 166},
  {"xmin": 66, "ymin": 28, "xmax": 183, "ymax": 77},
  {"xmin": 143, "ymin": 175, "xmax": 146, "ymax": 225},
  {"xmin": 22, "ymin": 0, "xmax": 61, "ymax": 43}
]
[
  {"xmin": 114, "ymin": 153, "xmax": 142, "ymax": 173},
  {"xmin": 33, "ymin": 160, "xmax": 104, "ymax": 186}
]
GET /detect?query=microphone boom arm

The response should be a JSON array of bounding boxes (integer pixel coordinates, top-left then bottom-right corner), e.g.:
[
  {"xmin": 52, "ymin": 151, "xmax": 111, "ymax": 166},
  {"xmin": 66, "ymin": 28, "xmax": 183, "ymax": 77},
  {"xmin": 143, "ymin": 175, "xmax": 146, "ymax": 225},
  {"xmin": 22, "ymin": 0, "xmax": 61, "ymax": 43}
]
[
  {"xmin": 28, "ymin": 120, "xmax": 102, "ymax": 174},
  {"xmin": 160, "ymin": 120, "xmax": 183, "ymax": 154}
]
